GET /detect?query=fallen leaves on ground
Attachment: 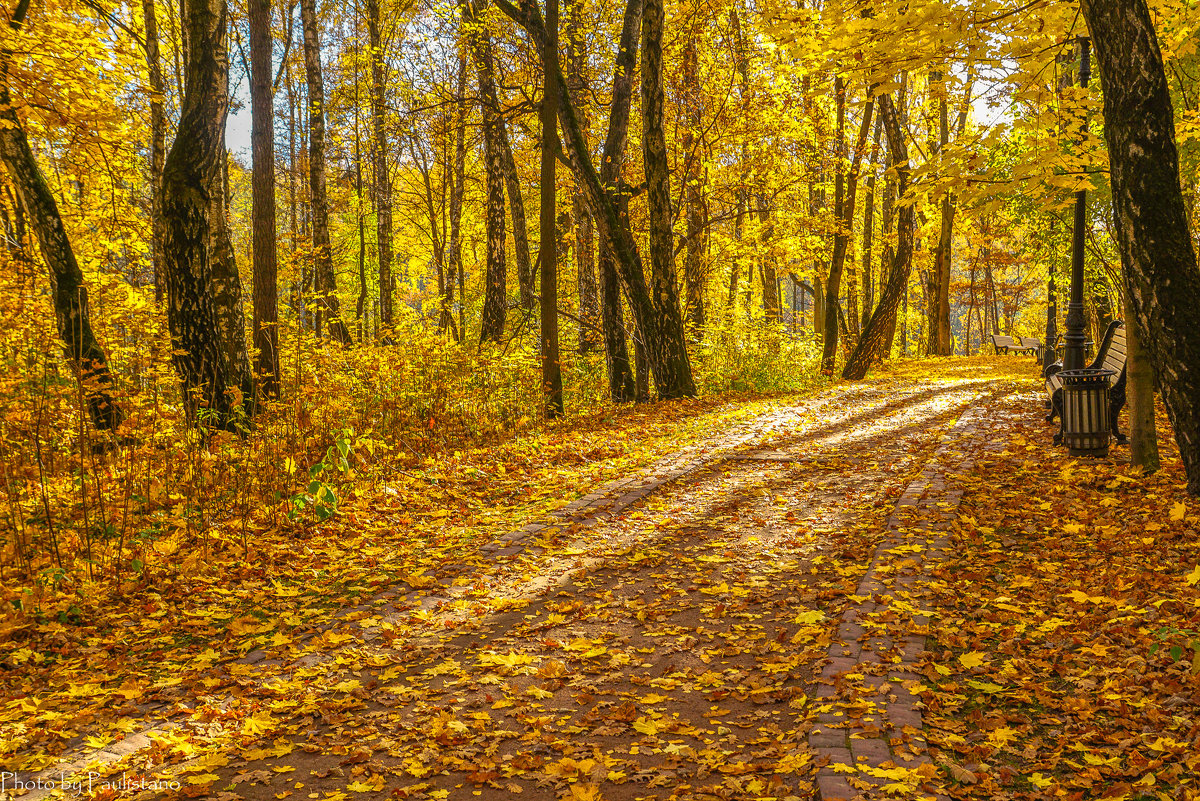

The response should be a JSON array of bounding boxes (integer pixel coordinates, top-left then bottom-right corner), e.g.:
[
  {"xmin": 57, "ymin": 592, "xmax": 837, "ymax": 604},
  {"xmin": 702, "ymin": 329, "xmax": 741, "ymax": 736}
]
[{"xmin": 922, "ymin": 390, "xmax": 1200, "ymax": 800}]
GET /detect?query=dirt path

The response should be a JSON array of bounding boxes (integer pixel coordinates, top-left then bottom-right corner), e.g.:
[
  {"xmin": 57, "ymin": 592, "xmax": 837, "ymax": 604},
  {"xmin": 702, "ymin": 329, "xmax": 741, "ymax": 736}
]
[{"xmin": 13, "ymin": 370, "xmax": 1018, "ymax": 801}]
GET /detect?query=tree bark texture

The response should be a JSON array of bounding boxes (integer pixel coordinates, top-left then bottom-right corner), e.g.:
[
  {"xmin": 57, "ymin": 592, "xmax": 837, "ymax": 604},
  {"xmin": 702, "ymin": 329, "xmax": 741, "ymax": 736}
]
[
  {"xmin": 142, "ymin": 0, "xmax": 167, "ymax": 305},
  {"xmin": 640, "ymin": 0, "xmax": 695, "ymax": 397},
  {"xmin": 566, "ymin": 0, "xmax": 599, "ymax": 352},
  {"xmin": 1083, "ymin": 0, "xmax": 1200, "ymax": 491},
  {"xmin": 0, "ymin": 0, "xmax": 122, "ymax": 429},
  {"xmin": 681, "ymin": 34, "xmax": 706, "ymax": 334},
  {"xmin": 1124, "ymin": 288, "xmax": 1159, "ymax": 470},
  {"xmin": 540, "ymin": 0, "xmax": 563, "ymax": 416},
  {"xmin": 301, "ymin": 0, "xmax": 353, "ymax": 345},
  {"xmin": 822, "ymin": 84, "xmax": 874, "ymax": 373},
  {"xmin": 463, "ymin": 0, "xmax": 508, "ymax": 343},
  {"xmin": 159, "ymin": 0, "xmax": 239, "ymax": 418},
  {"xmin": 249, "ymin": 0, "xmax": 279, "ymax": 396},
  {"xmin": 843, "ymin": 91, "xmax": 913, "ymax": 380},
  {"xmin": 444, "ymin": 52, "xmax": 466, "ymax": 340},
  {"xmin": 498, "ymin": 125, "xmax": 535, "ymax": 313},
  {"xmin": 366, "ymin": 0, "xmax": 393, "ymax": 326},
  {"xmin": 861, "ymin": 111, "xmax": 882, "ymax": 329}
]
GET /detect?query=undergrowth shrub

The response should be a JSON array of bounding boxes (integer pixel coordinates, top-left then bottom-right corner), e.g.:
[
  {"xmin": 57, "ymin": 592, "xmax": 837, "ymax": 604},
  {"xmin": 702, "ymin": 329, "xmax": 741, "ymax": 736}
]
[{"xmin": 0, "ymin": 256, "xmax": 824, "ymax": 621}]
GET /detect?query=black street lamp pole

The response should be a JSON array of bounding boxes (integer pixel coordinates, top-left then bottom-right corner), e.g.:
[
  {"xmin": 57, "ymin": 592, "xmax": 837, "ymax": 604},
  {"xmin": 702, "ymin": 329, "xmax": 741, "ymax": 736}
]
[{"xmin": 1063, "ymin": 36, "xmax": 1091, "ymax": 372}]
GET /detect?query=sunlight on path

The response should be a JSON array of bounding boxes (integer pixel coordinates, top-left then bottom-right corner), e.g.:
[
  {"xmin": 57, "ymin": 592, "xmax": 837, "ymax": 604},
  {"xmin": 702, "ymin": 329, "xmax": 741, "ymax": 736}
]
[{"xmin": 10, "ymin": 361, "xmax": 1029, "ymax": 800}]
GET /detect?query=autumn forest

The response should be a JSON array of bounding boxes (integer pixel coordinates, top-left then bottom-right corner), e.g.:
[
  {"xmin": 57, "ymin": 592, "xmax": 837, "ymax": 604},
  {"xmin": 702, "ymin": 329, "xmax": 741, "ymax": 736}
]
[{"xmin": 2, "ymin": 0, "xmax": 1200, "ymax": 793}]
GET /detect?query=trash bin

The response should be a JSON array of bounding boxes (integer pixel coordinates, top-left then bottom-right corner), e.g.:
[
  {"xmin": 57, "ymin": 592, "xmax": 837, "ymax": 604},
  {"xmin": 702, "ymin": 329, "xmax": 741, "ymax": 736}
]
[{"xmin": 1059, "ymin": 368, "xmax": 1116, "ymax": 457}]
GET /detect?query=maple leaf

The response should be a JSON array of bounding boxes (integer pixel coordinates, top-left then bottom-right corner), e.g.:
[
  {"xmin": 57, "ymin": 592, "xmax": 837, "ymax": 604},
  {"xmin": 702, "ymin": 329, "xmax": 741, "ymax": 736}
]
[
  {"xmin": 1169, "ymin": 502, "xmax": 1187, "ymax": 521},
  {"xmin": 1185, "ymin": 565, "xmax": 1200, "ymax": 586},
  {"xmin": 957, "ymin": 651, "xmax": 988, "ymax": 669}
]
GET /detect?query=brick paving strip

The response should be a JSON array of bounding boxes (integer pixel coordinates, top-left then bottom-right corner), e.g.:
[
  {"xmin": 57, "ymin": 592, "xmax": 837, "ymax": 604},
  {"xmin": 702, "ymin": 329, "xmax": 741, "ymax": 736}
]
[
  {"xmin": 808, "ymin": 402, "xmax": 1003, "ymax": 801},
  {"xmin": 10, "ymin": 380, "xmax": 1007, "ymax": 800}
]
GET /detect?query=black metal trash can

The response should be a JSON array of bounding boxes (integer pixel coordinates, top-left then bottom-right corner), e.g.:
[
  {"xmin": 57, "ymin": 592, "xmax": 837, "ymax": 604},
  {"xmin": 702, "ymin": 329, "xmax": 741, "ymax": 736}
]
[{"xmin": 1059, "ymin": 368, "xmax": 1116, "ymax": 457}]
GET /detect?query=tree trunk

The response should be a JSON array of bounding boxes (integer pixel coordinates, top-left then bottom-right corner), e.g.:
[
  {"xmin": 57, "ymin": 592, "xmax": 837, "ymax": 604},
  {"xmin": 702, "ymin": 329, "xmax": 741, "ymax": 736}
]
[
  {"xmin": 641, "ymin": 0, "xmax": 695, "ymax": 397},
  {"xmin": 444, "ymin": 52, "xmax": 466, "ymax": 340},
  {"xmin": 158, "ymin": 0, "xmax": 239, "ymax": 418},
  {"xmin": 1124, "ymin": 288, "xmax": 1159, "ymax": 470},
  {"xmin": 495, "ymin": 0, "xmax": 694, "ymax": 398},
  {"xmin": 565, "ymin": 0, "xmax": 598, "ymax": 352},
  {"xmin": 210, "ymin": 154, "xmax": 253, "ymax": 398},
  {"xmin": 366, "ymin": 0, "xmax": 393, "ymax": 327},
  {"xmin": 540, "ymin": 0, "xmax": 563, "ymax": 416},
  {"xmin": 463, "ymin": 0, "xmax": 508, "ymax": 343},
  {"xmin": 498, "ymin": 126, "xmax": 535, "ymax": 313},
  {"xmin": 1083, "ymin": 0, "xmax": 1200, "ymax": 491},
  {"xmin": 600, "ymin": 235, "xmax": 635, "ymax": 401},
  {"xmin": 0, "ymin": 0, "xmax": 122, "ymax": 429},
  {"xmin": 926, "ymin": 70, "xmax": 952, "ymax": 356},
  {"xmin": 142, "ymin": 0, "xmax": 167, "ymax": 306},
  {"xmin": 822, "ymin": 83, "xmax": 874, "ymax": 373},
  {"xmin": 861, "ymin": 111, "xmax": 882, "ymax": 329},
  {"xmin": 681, "ymin": 34, "xmax": 706, "ymax": 335},
  {"xmin": 249, "ymin": 0, "xmax": 279, "ymax": 396},
  {"xmin": 590, "ymin": 0, "xmax": 637, "ymax": 398},
  {"xmin": 843, "ymin": 91, "xmax": 913, "ymax": 380},
  {"xmin": 758, "ymin": 195, "xmax": 779, "ymax": 320},
  {"xmin": 300, "ymin": 0, "xmax": 352, "ymax": 345}
]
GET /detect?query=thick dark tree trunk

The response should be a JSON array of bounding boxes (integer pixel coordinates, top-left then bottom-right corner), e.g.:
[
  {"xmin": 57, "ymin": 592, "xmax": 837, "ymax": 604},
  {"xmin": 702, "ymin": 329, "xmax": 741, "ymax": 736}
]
[
  {"xmin": 599, "ymin": 238, "xmax": 635, "ymax": 401},
  {"xmin": 540, "ymin": 0, "xmax": 563, "ymax": 417},
  {"xmin": 640, "ymin": 0, "xmax": 695, "ymax": 397},
  {"xmin": 142, "ymin": 0, "xmax": 167, "ymax": 306},
  {"xmin": 1082, "ymin": 0, "xmax": 1200, "ymax": 493},
  {"xmin": 822, "ymin": 84, "xmax": 874, "ymax": 372},
  {"xmin": 366, "ymin": 0, "xmax": 393, "ymax": 327},
  {"xmin": 249, "ymin": 0, "xmax": 279, "ymax": 396},
  {"xmin": 843, "ymin": 91, "xmax": 913, "ymax": 380},
  {"xmin": 0, "ymin": 0, "xmax": 122, "ymax": 429},
  {"xmin": 158, "ymin": 0, "xmax": 239, "ymax": 418},
  {"xmin": 301, "ymin": 0, "xmax": 352, "ymax": 345}
]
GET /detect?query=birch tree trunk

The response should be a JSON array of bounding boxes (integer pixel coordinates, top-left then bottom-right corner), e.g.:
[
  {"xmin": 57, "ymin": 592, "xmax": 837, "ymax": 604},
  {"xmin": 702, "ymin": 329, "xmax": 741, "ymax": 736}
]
[
  {"xmin": 158, "ymin": 0, "xmax": 239, "ymax": 418},
  {"xmin": 462, "ymin": 0, "xmax": 508, "ymax": 343}
]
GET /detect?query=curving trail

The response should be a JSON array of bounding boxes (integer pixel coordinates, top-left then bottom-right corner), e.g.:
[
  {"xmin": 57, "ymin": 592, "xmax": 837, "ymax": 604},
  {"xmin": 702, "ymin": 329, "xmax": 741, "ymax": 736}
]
[{"xmin": 15, "ymin": 367, "xmax": 1023, "ymax": 800}]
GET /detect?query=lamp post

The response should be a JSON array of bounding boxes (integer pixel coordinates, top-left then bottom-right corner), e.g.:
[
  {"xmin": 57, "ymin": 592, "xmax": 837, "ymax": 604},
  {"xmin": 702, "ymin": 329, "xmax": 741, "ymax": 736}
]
[
  {"xmin": 1059, "ymin": 36, "xmax": 1112, "ymax": 457},
  {"xmin": 1062, "ymin": 36, "xmax": 1091, "ymax": 372}
]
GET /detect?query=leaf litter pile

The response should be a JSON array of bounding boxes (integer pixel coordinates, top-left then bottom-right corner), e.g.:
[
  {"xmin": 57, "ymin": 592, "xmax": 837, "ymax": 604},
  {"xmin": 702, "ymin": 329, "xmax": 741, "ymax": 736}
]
[{"xmin": 919, "ymin": 391, "xmax": 1200, "ymax": 800}]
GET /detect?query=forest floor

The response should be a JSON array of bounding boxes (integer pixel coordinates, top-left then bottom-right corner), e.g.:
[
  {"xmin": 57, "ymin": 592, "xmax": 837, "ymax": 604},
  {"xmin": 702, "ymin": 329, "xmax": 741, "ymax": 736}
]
[{"xmin": 5, "ymin": 358, "xmax": 1199, "ymax": 801}]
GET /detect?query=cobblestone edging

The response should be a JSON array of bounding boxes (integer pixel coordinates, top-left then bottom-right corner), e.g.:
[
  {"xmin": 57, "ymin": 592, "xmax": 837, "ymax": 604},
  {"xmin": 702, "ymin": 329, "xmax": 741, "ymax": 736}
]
[
  {"xmin": 14, "ymin": 399, "xmax": 839, "ymax": 799},
  {"xmin": 808, "ymin": 403, "xmax": 997, "ymax": 801}
]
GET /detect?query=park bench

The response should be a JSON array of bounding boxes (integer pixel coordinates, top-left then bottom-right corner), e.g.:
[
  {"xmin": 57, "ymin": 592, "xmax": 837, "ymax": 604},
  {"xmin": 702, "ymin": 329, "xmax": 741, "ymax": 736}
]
[
  {"xmin": 989, "ymin": 334, "xmax": 1039, "ymax": 355},
  {"xmin": 1044, "ymin": 320, "xmax": 1128, "ymax": 445}
]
